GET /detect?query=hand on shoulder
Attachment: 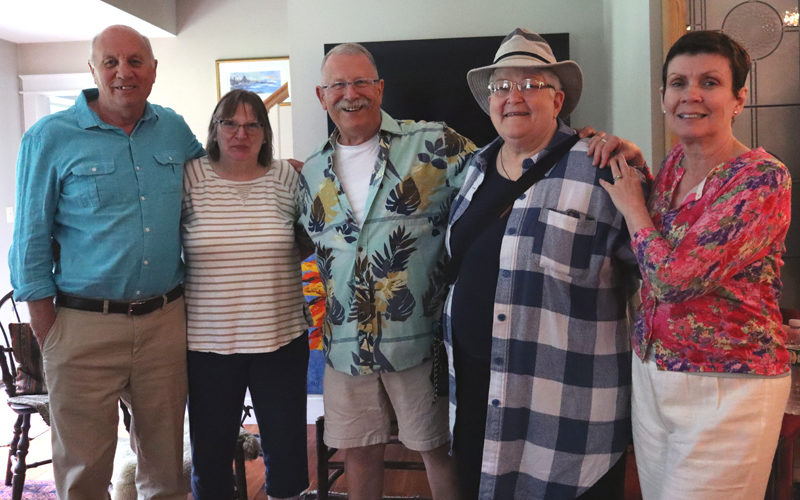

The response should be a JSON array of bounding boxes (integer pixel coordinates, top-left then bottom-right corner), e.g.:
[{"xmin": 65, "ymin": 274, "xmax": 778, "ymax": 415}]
[
  {"xmin": 579, "ymin": 128, "xmax": 646, "ymax": 169},
  {"xmin": 287, "ymin": 158, "xmax": 304, "ymax": 173}
]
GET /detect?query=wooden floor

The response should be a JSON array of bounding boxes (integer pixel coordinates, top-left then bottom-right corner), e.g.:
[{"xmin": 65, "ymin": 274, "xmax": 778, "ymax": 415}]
[
  {"xmin": 0, "ymin": 418, "xmax": 434, "ymax": 499},
  {"xmin": 242, "ymin": 424, "xmax": 434, "ymax": 500},
  {"xmin": 0, "ymin": 417, "xmax": 642, "ymax": 499},
  {"xmin": 242, "ymin": 425, "xmax": 643, "ymax": 500}
]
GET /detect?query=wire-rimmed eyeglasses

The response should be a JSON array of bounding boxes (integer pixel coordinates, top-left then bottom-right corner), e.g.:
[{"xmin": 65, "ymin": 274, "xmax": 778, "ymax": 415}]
[
  {"xmin": 320, "ymin": 79, "xmax": 381, "ymax": 93},
  {"xmin": 216, "ymin": 120, "xmax": 264, "ymax": 136},
  {"xmin": 488, "ymin": 78, "xmax": 557, "ymax": 98}
]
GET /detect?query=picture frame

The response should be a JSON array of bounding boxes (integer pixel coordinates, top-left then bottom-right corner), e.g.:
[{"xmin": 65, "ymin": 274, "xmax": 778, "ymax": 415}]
[{"xmin": 215, "ymin": 57, "xmax": 290, "ymax": 103}]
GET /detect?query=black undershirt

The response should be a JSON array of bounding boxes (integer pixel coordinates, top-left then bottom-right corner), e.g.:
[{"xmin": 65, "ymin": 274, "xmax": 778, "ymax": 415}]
[
  {"xmin": 449, "ymin": 150, "xmax": 514, "ymax": 499},
  {"xmin": 449, "ymin": 150, "xmax": 513, "ymax": 363}
]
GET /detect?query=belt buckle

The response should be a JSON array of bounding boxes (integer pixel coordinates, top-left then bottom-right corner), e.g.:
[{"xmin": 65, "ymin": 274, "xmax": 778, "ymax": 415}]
[{"xmin": 127, "ymin": 299, "xmax": 148, "ymax": 316}]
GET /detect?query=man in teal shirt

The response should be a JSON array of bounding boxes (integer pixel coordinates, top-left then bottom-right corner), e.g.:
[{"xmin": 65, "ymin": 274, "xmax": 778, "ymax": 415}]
[
  {"xmin": 297, "ymin": 42, "xmax": 475, "ymax": 499},
  {"xmin": 9, "ymin": 25, "xmax": 203, "ymax": 499}
]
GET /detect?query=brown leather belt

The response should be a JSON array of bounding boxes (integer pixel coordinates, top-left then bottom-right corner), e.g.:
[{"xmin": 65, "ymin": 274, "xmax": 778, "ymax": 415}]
[{"xmin": 55, "ymin": 285, "xmax": 184, "ymax": 316}]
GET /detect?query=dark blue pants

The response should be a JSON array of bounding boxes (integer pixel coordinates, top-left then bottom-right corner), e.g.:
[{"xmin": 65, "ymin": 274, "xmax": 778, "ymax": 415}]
[{"xmin": 187, "ymin": 332, "xmax": 309, "ymax": 499}]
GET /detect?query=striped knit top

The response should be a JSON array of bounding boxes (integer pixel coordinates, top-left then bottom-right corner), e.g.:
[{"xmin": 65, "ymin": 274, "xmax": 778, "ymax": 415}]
[{"xmin": 181, "ymin": 157, "xmax": 308, "ymax": 354}]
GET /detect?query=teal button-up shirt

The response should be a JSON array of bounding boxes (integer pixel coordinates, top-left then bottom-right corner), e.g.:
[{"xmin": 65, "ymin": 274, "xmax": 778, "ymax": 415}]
[
  {"xmin": 298, "ymin": 111, "xmax": 476, "ymax": 375},
  {"xmin": 9, "ymin": 89, "xmax": 205, "ymax": 302}
]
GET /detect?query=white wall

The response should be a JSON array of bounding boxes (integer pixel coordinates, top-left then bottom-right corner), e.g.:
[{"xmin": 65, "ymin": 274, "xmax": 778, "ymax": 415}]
[
  {"xmin": 0, "ymin": 39, "xmax": 22, "ymax": 293},
  {"xmin": 149, "ymin": 0, "xmax": 289, "ymax": 145},
  {"xmin": 13, "ymin": 0, "xmax": 657, "ymax": 164},
  {"xmin": 16, "ymin": 0, "xmax": 289, "ymax": 147},
  {"xmin": 604, "ymin": 0, "xmax": 662, "ymax": 168},
  {"xmin": 287, "ymin": 0, "xmax": 653, "ymax": 161},
  {"xmin": 7, "ymin": 0, "xmax": 659, "ymax": 296},
  {"xmin": 7, "ymin": 0, "xmax": 290, "ymax": 295},
  {"xmin": 16, "ymin": 42, "xmax": 90, "ymax": 75},
  {"xmin": 101, "ymin": 0, "xmax": 177, "ymax": 34},
  {"xmin": 1, "ymin": 0, "xmax": 658, "ymax": 413}
]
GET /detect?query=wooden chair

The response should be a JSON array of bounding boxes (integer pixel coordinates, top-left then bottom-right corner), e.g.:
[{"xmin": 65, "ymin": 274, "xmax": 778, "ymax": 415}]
[
  {"xmin": 0, "ymin": 290, "xmax": 51, "ymax": 500},
  {"xmin": 233, "ymin": 404, "xmax": 257, "ymax": 500},
  {"xmin": 315, "ymin": 415, "xmax": 428, "ymax": 500}
]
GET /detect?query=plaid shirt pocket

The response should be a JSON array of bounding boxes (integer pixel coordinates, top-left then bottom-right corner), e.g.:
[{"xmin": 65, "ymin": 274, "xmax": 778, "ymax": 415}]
[{"xmin": 535, "ymin": 208, "xmax": 597, "ymax": 278}]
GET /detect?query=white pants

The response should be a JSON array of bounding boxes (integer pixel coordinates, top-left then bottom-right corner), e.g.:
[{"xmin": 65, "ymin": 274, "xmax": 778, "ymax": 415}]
[{"xmin": 632, "ymin": 357, "xmax": 790, "ymax": 500}]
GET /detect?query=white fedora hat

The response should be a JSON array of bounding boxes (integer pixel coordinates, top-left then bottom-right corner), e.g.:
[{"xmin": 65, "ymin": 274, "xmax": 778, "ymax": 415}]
[{"xmin": 467, "ymin": 28, "xmax": 583, "ymax": 119}]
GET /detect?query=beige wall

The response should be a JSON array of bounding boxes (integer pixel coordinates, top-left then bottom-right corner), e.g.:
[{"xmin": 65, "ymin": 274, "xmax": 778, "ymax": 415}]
[
  {"xmin": 0, "ymin": 39, "xmax": 21, "ymax": 292},
  {"xmin": 101, "ymin": 0, "xmax": 177, "ymax": 34},
  {"xmin": 5, "ymin": 0, "xmax": 290, "ymax": 291},
  {"xmin": 16, "ymin": 0, "xmax": 289, "ymax": 146},
  {"xmin": 2, "ymin": 0, "xmax": 661, "ymax": 294},
  {"xmin": 13, "ymin": 0, "xmax": 658, "ymax": 162},
  {"xmin": 607, "ymin": 0, "xmax": 663, "ymax": 170},
  {"xmin": 290, "ymin": 0, "xmax": 615, "ymax": 158},
  {"xmin": 286, "ymin": 0, "xmax": 657, "ymax": 163}
]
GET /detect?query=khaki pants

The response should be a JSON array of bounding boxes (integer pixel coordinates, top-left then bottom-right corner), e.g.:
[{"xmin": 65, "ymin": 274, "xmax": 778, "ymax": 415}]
[{"xmin": 43, "ymin": 297, "xmax": 188, "ymax": 500}]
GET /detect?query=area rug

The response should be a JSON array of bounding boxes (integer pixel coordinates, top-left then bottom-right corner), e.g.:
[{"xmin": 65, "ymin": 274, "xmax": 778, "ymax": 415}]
[
  {"xmin": 0, "ymin": 480, "xmax": 56, "ymax": 499},
  {"xmin": 301, "ymin": 492, "xmax": 427, "ymax": 500}
]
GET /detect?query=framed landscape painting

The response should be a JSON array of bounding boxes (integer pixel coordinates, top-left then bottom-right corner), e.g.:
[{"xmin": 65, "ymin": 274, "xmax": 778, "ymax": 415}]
[{"xmin": 215, "ymin": 57, "xmax": 290, "ymax": 102}]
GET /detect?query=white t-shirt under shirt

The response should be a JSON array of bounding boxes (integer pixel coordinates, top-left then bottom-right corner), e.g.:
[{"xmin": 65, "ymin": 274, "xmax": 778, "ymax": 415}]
[
  {"xmin": 332, "ymin": 134, "xmax": 380, "ymax": 224},
  {"xmin": 181, "ymin": 156, "xmax": 308, "ymax": 354}
]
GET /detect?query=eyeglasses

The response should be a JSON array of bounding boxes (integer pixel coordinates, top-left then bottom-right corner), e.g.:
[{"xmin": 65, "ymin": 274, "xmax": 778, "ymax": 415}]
[
  {"xmin": 216, "ymin": 120, "xmax": 264, "ymax": 136},
  {"xmin": 320, "ymin": 79, "xmax": 381, "ymax": 92},
  {"xmin": 488, "ymin": 78, "xmax": 557, "ymax": 97}
]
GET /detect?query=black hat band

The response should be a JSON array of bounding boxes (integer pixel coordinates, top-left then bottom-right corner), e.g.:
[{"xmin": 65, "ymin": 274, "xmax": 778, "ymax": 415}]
[{"xmin": 494, "ymin": 50, "xmax": 552, "ymax": 65}]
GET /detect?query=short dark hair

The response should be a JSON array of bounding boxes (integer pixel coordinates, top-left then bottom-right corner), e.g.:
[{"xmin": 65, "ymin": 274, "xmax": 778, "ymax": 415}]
[
  {"xmin": 662, "ymin": 30, "xmax": 751, "ymax": 97},
  {"xmin": 206, "ymin": 89, "xmax": 273, "ymax": 167}
]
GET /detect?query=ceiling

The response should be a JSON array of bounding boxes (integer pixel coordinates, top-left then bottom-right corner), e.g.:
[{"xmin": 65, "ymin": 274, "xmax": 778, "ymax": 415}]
[{"xmin": 0, "ymin": 0, "xmax": 174, "ymax": 44}]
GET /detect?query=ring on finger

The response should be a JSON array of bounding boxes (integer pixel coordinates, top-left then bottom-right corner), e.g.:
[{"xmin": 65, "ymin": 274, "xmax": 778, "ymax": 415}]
[
  {"xmin": 600, "ymin": 137, "xmax": 608, "ymax": 143},
  {"xmin": 613, "ymin": 175, "xmax": 623, "ymax": 180}
]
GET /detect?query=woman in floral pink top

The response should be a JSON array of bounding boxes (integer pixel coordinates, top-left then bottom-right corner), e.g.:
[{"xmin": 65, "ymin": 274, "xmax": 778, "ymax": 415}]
[{"xmin": 599, "ymin": 31, "xmax": 791, "ymax": 499}]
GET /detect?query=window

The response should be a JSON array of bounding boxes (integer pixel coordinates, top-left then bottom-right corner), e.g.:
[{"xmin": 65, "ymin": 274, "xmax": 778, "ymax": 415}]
[{"xmin": 18, "ymin": 73, "xmax": 94, "ymax": 130}]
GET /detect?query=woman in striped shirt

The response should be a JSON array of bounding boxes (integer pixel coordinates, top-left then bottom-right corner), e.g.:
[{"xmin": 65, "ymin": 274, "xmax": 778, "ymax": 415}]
[{"xmin": 181, "ymin": 90, "xmax": 310, "ymax": 500}]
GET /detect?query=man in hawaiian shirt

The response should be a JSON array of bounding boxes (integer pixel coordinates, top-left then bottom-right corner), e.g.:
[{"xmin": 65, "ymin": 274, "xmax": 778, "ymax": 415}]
[{"xmin": 297, "ymin": 43, "xmax": 475, "ymax": 499}]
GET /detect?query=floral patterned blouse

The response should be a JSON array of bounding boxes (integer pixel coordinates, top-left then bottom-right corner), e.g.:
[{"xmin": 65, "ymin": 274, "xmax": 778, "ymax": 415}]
[{"xmin": 631, "ymin": 144, "xmax": 791, "ymax": 375}]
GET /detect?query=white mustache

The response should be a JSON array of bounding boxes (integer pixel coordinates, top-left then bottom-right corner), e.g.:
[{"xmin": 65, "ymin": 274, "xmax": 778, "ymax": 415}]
[{"xmin": 335, "ymin": 98, "xmax": 370, "ymax": 111}]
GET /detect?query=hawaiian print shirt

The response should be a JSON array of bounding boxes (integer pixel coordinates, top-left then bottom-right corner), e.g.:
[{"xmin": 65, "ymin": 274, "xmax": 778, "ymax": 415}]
[
  {"xmin": 632, "ymin": 144, "xmax": 791, "ymax": 375},
  {"xmin": 297, "ymin": 110, "xmax": 476, "ymax": 375}
]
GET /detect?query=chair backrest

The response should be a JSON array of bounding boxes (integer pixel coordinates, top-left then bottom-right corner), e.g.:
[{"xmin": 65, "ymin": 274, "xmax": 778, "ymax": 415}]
[{"xmin": 0, "ymin": 291, "xmax": 22, "ymax": 397}]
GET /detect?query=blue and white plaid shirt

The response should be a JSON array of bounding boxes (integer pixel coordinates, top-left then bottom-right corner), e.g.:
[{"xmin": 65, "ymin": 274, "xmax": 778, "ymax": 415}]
[{"xmin": 443, "ymin": 121, "xmax": 641, "ymax": 499}]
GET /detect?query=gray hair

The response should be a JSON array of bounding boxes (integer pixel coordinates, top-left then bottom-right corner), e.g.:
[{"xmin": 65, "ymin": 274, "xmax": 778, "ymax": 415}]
[
  {"xmin": 320, "ymin": 42, "xmax": 378, "ymax": 75},
  {"xmin": 89, "ymin": 25, "xmax": 155, "ymax": 68}
]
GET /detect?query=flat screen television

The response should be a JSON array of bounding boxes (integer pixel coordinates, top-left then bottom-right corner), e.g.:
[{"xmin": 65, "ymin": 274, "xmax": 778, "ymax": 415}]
[{"xmin": 324, "ymin": 33, "xmax": 569, "ymax": 147}]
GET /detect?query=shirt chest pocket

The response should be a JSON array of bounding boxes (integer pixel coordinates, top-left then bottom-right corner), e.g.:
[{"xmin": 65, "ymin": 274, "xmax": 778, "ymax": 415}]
[
  {"xmin": 535, "ymin": 208, "xmax": 597, "ymax": 277},
  {"xmin": 70, "ymin": 161, "xmax": 129, "ymax": 208},
  {"xmin": 152, "ymin": 151, "xmax": 183, "ymax": 193}
]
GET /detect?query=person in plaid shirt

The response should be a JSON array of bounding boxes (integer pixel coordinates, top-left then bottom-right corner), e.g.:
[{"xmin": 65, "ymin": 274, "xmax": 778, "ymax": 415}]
[{"xmin": 443, "ymin": 28, "xmax": 646, "ymax": 499}]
